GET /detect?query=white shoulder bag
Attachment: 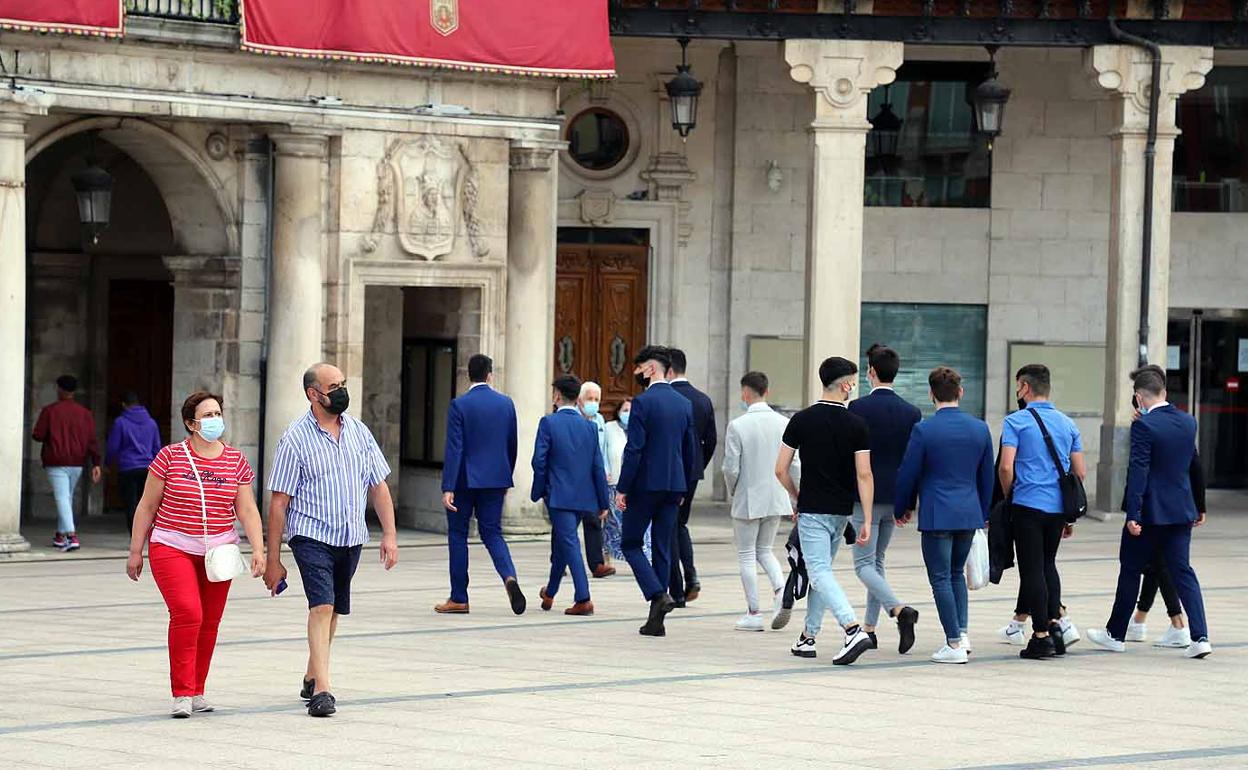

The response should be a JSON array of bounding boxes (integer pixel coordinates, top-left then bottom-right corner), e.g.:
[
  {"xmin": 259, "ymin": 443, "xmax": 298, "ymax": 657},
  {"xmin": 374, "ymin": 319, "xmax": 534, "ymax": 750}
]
[{"xmin": 183, "ymin": 441, "xmax": 248, "ymax": 582}]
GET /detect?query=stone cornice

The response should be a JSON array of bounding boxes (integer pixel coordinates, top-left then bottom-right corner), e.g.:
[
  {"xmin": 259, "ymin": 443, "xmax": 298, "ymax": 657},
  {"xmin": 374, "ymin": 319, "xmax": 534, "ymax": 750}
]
[{"xmin": 162, "ymin": 255, "xmax": 243, "ymax": 289}]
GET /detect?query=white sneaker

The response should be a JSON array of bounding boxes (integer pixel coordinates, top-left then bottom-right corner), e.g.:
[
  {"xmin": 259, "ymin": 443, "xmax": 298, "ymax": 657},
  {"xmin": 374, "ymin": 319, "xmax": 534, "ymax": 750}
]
[
  {"xmin": 191, "ymin": 695, "xmax": 215, "ymax": 713},
  {"xmin": 171, "ymin": 696, "xmax": 192, "ymax": 718},
  {"xmin": 1125, "ymin": 621, "xmax": 1147, "ymax": 642},
  {"xmin": 770, "ymin": 589, "xmax": 791, "ymax": 630},
  {"xmin": 1086, "ymin": 627, "xmax": 1126, "ymax": 652},
  {"xmin": 790, "ymin": 633, "xmax": 816, "ymax": 658},
  {"xmin": 735, "ymin": 613, "xmax": 765, "ymax": 632},
  {"xmin": 832, "ymin": 627, "xmax": 873, "ymax": 666},
  {"xmin": 1156, "ymin": 625, "xmax": 1193, "ymax": 648},
  {"xmin": 1185, "ymin": 640, "xmax": 1213, "ymax": 659},
  {"xmin": 1060, "ymin": 618, "xmax": 1081, "ymax": 648},
  {"xmin": 960, "ymin": 634, "xmax": 973, "ymax": 654},
  {"xmin": 998, "ymin": 621, "xmax": 1027, "ymax": 646},
  {"xmin": 931, "ymin": 644, "xmax": 969, "ymax": 664}
]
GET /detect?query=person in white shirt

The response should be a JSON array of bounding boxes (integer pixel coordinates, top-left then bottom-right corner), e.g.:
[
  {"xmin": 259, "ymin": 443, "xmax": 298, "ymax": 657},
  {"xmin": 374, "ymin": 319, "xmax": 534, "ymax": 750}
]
[
  {"xmin": 722, "ymin": 371, "xmax": 799, "ymax": 632},
  {"xmin": 602, "ymin": 398, "xmax": 630, "ymax": 563}
]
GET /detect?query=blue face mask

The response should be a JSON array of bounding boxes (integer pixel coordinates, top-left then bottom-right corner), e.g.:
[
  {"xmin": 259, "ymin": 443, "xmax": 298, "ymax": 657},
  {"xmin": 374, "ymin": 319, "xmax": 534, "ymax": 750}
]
[
  {"xmin": 582, "ymin": 401, "xmax": 600, "ymax": 418},
  {"xmin": 197, "ymin": 416, "xmax": 225, "ymax": 442},
  {"xmin": 740, "ymin": 400, "xmax": 749, "ymax": 411},
  {"xmin": 619, "ymin": 411, "xmax": 630, "ymax": 428}
]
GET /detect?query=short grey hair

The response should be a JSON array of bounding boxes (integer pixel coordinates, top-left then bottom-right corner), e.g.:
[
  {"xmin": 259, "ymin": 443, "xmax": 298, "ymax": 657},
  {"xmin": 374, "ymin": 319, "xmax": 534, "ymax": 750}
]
[
  {"xmin": 579, "ymin": 381, "xmax": 602, "ymax": 399},
  {"xmin": 303, "ymin": 362, "xmax": 334, "ymax": 392}
]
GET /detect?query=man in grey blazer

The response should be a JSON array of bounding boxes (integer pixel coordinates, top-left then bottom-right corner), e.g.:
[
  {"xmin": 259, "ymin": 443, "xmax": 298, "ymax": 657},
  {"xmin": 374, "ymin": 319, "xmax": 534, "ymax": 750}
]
[{"xmin": 722, "ymin": 371, "xmax": 799, "ymax": 632}]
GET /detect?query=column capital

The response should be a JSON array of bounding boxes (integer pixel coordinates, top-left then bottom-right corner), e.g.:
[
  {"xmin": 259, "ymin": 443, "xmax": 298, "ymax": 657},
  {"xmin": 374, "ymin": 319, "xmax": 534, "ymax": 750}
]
[
  {"xmin": 162, "ymin": 255, "xmax": 243, "ymax": 289},
  {"xmin": 1084, "ymin": 45, "xmax": 1213, "ymax": 131},
  {"xmin": 784, "ymin": 40, "xmax": 903, "ymax": 128},
  {"xmin": 509, "ymin": 140, "xmax": 564, "ymax": 172},
  {"xmin": 269, "ymin": 131, "xmax": 330, "ymax": 158},
  {"xmin": 0, "ymin": 86, "xmax": 53, "ymax": 129}
]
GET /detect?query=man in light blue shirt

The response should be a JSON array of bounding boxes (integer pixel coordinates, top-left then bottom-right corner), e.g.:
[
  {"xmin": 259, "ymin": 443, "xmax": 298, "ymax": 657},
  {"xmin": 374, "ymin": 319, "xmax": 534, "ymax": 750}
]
[{"xmin": 998, "ymin": 363, "xmax": 1086, "ymax": 659}]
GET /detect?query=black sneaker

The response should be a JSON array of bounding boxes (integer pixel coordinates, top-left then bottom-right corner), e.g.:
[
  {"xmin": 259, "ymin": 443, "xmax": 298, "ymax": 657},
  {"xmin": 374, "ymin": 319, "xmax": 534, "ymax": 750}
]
[
  {"xmin": 867, "ymin": 631, "xmax": 878, "ymax": 650},
  {"xmin": 1020, "ymin": 635, "xmax": 1056, "ymax": 660},
  {"xmin": 300, "ymin": 677, "xmax": 315, "ymax": 701},
  {"xmin": 307, "ymin": 691, "xmax": 336, "ymax": 717},
  {"xmin": 506, "ymin": 578, "xmax": 526, "ymax": 615},
  {"xmin": 896, "ymin": 606, "xmax": 919, "ymax": 655},
  {"xmin": 1048, "ymin": 622, "xmax": 1067, "ymax": 656}
]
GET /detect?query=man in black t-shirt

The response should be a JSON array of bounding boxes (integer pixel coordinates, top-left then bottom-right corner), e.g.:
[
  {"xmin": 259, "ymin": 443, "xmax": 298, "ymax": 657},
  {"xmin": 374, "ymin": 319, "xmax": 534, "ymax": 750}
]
[{"xmin": 776, "ymin": 357, "xmax": 876, "ymax": 666}]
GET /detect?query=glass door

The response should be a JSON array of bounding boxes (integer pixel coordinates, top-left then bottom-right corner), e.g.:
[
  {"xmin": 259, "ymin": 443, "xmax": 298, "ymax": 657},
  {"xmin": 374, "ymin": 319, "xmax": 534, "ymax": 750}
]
[{"xmin": 1168, "ymin": 309, "xmax": 1248, "ymax": 488}]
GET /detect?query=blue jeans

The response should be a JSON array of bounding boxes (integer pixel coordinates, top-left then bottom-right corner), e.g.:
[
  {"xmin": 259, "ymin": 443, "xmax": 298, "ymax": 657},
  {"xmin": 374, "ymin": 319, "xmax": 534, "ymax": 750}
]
[
  {"xmin": 47, "ymin": 466, "xmax": 83, "ymax": 534},
  {"xmin": 621, "ymin": 491, "xmax": 680, "ymax": 601},
  {"xmin": 921, "ymin": 530, "xmax": 974, "ymax": 644},
  {"xmin": 798, "ymin": 512, "xmax": 857, "ymax": 636},
  {"xmin": 446, "ymin": 488, "xmax": 516, "ymax": 604},
  {"xmin": 546, "ymin": 508, "xmax": 591, "ymax": 603},
  {"xmin": 851, "ymin": 505, "xmax": 900, "ymax": 627}
]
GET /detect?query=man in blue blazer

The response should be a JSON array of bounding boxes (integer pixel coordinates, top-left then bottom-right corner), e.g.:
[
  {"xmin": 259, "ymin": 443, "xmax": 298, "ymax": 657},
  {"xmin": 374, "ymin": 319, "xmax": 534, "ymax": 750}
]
[
  {"xmin": 1088, "ymin": 366, "xmax": 1212, "ymax": 659},
  {"xmin": 667, "ymin": 348, "xmax": 717, "ymax": 605},
  {"xmin": 437, "ymin": 354, "xmax": 526, "ymax": 616},
  {"xmin": 532, "ymin": 375, "xmax": 611, "ymax": 616},
  {"xmin": 894, "ymin": 367, "xmax": 994, "ymax": 664},
  {"xmin": 617, "ymin": 345, "xmax": 699, "ymax": 637}
]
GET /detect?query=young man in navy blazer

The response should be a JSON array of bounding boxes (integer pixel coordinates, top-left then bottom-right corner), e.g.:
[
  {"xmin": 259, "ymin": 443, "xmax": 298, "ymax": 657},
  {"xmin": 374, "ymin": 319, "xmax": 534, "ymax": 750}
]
[
  {"xmin": 437, "ymin": 354, "xmax": 526, "ymax": 616},
  {"xmin": 666, "ymin": 348, "xmax": 717, "ymax": 605},
  {"xmin": 1088, "ymin": 366, "xmax": 1212, "ymax": 659},
  {"xmin": 617, "ymin": 345, "xmax": 699, "ymax": 637},
  {"xmin": 532, "ymin": 375, "xmax": 611, "ymax": 616}
]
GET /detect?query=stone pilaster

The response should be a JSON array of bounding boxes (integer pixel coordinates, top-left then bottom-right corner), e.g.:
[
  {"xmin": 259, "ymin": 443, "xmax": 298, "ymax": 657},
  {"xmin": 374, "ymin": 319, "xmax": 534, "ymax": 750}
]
[
  {"xmin": 503, "ymin": 140, "xmax": 561, "ymax": 534},
  {"xmin": 785, "ymin": 40, "xmax": 903, "ymax": 403},
  {"xmin": 263, "ymin": 132, "xmax": 328, "ymax": 493},
  {"xmin": 1085, "ymin": 45, "xmax": 1213, "ymax": 512},
  {"xmin": 0, "ymin": 89, "xmax": 51, "ymax": 553}
]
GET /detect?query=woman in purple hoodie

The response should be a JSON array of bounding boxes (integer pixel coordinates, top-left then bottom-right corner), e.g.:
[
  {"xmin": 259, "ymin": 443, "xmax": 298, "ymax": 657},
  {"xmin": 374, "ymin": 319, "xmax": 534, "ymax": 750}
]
[{"xmin": 106, "ymin": 391, "xmax": 164, "ymax": 532}]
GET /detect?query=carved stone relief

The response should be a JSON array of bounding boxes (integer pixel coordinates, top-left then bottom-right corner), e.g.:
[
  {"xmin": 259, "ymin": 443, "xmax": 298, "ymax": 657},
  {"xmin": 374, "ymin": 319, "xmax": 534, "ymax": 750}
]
[
  {"xmin": 577, "ymin": 189, "xmax": 616, "ymax": 227},
  {"xmin": 363, "ymin": 135, "xmax": 490, "ymax": 260}
]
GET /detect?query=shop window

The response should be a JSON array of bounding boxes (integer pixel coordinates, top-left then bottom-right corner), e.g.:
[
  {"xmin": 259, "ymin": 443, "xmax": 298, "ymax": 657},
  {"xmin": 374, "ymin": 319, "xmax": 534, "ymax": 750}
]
[
  {"xmin": 401, "ymin": 339, "xmax": 456, "ymax": 466},
  {"xmin": 859, "ymin": 303, "xmax": 988, "ymax": 418},
  {"xmin": 865, "ymin": 62, "xmax": 991, "ymax": 208},
  {"xmin": 566, "ymin": 108, "xmax": 630, "ymax": 172},
  {"xmin": 1175, "ymin": 67, "xmax": 1248, "ymax": 213}
]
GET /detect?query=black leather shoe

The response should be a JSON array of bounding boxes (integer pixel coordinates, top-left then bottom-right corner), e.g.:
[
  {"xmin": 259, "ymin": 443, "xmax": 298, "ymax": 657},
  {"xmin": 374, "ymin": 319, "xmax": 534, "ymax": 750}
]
[
  {"xmin": 1020, "ymin": 635, "xmax": 1056, "ymax": 660},
  {"xmin": 307, "ymin": 691, "xmax": 336, "ymax": 717},
  {"xmin": 1048, "ymin": 622, "xmax": 1067, "ymax": 656},
  {"xmin": 300, "ymin": 677, "xmax": 315, "ymax": 701},
  {"xmin": 640, "ymin": 593, "xmax": 674, "ymax": 635},
  {"xmin": 896, "ymin": 606, "xmax": 920, "ymax": 655},
  {"xmin": 506, "ymin": 578, "xmax": 526, "ymax": 615}
]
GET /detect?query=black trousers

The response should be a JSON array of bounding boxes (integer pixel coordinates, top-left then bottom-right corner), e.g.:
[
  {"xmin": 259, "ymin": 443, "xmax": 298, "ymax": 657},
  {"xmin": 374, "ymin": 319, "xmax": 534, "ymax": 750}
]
[
  {"xmin": 1013, "ymin": 504, "xmax": 1066, "ymax": 634},
  {"xmin": 580, "ymin": 511, "xmax": 604, "ymax": 570},
  {"xmin": 669, "ymin": 480, "xmax": 700, "ymax": 600},
  {"xmin": 1137, "ymin": 545, "xmax": 1183, "ymax": 617},
  {"xmin": 118, "ymin": 468, "xmax": 148, "ymax": 534}
]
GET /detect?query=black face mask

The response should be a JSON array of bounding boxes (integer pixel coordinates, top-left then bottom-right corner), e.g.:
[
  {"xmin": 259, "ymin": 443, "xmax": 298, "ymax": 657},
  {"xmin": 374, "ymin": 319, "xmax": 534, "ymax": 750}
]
[
  {"xmin": 1017, "ymin": 397, "xmax": 1027, "ymax": 412},
  {"xmin": 321, "ymin": 387, "xmax": 350, "ymax": 415},
  {"xmin": 635, "ymin": 372, "xmax": 650, "ymax": 388}
]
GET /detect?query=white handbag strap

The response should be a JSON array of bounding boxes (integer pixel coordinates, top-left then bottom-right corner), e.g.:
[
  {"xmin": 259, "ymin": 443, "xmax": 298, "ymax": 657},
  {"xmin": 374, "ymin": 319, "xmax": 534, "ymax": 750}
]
[{"xmin": 181, "ymin": 441, "xmax": 211, "ymax": 551}]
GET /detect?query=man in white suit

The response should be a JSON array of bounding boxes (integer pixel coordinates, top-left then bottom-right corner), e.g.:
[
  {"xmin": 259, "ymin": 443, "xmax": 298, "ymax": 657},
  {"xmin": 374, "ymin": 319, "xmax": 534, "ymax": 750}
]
[{"xmin": 722, "ymin": 371, "xmax": 800, "ymax": 632}]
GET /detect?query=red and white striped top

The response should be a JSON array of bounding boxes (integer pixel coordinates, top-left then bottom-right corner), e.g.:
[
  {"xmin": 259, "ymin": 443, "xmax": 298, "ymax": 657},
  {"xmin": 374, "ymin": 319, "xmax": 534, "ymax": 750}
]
[{"xmin": 149, "ymin": 441, "xmax": 255, "ymax": 537}]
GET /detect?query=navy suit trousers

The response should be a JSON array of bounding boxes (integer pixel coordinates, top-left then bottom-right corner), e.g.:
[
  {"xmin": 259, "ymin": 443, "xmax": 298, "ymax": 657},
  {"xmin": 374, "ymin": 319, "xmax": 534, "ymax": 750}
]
[
  {"xmin": 622, "ymin": 491, "xmax": 681, "ymax": 601},
  {"xmin": 669, "ymin": 480, "xmax": 700, "ymax": 599},
  {"xmin": 546, "ymin": 508, "xmax": 591, "ymax": 603},
  {"xmin": 446, "ymin": 488, "xmax": 516, "ymax": 603},
  {"xmin": 1107, "ymin": 523, "xmax": 1207, "ymax": 642}
]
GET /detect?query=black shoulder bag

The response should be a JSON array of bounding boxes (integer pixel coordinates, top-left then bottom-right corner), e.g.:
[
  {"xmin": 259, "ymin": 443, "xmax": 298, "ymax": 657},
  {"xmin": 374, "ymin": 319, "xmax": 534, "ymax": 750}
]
[{"xmin": 1028, "ymin": 409, "xmax": 1087, "ymax": 522}]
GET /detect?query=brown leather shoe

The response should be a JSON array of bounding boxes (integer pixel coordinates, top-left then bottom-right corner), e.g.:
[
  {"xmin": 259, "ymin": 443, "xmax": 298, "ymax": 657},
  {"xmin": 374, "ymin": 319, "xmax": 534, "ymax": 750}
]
[
  {"xmin": 434, "ymin": 599, "xmax": 469, "ymax": 614},
  {"xmin": 565, "ymin": 600, "xmax": 594, "ymax": 616},
  {"xmin": 685, "ymin": 587, "xmax": 700, "ymax": 602},
  {"xmin": 592, "ymin": 565, "xmax": 616, "ymax": 578},
  {"xmin": 539, "ymin": 587, "xmax": 554, "ymax": 611}
]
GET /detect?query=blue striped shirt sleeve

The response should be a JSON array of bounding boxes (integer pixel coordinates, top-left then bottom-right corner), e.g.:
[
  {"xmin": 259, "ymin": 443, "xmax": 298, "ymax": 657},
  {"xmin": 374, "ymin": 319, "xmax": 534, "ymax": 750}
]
[
  {"xmin": 361, "ymin": 425, "xmax": 390, "ymax": 488},
  {"xmin": 268, "ymin": 435, "xmax": 302, "ymax": 496}
]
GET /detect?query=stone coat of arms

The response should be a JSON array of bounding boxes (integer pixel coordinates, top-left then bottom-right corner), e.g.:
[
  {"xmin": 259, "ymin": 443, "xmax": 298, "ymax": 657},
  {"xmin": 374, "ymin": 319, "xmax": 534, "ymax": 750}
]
[{"xmin": 363, "ymin": 135, "xmax": 489, "ymax": 261}]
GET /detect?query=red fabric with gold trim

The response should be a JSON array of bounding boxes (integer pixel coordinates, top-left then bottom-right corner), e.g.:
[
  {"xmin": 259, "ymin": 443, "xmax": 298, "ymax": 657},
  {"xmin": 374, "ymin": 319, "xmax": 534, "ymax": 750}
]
[
  {"xmin": 0, "ymin": 0, "xmax": 122, "ymax": 37},
  {"xmin": 240, "ymin": 0, "xmax": 615, "ymax": 78}
]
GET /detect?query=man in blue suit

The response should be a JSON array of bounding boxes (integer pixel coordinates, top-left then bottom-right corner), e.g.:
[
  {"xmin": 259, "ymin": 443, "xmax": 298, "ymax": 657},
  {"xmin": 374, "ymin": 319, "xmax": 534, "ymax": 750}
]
[
  {"xmin": 617, "ymin": 345, "xmax": 699, "ymax": 637},
  {"xmin": 437, "ymin": 354, "xmax": 526, "ymax": 616},
  {"xmin": 667, "ymin": 348, "xmax": 717, "ymax": 605},
  {"xmin": 532, "ymin": 375, "xmax": 611, "ymax": 616},
  {"xmin": 894, "ymin": 366, "xmax": 994, "ymax": 664},
  {"xmin": 1088, "ymin": 365, "xmax": 1212, "ymax": 659}
]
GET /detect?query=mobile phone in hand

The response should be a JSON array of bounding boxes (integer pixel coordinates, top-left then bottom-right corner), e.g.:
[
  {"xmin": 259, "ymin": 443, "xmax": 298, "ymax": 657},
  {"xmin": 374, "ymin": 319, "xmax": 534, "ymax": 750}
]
[
  {"xmin": 273, "ymin": 578, "xmax": 288, "ymax": 597},
  {"xmin": 1131, "ymin": 394, "xmax": 1140, "ymax": 411}
]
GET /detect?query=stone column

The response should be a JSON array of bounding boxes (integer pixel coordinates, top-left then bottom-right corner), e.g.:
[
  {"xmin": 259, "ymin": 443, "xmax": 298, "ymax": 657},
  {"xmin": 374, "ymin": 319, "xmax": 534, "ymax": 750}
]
[
  {"xmin": 503, "ymin": 141, "xmax": 561, "ymax": 534},
  {"xmin": 0, "ymin": 91, "xmax": 51, "ymax": 553},
  {"xmin": 1085, "ymin": 45, "xmax": 1212, "ymax": 512},
  {"xmin": 785, "ymin": 41, "xmax": 903, "ymax": 403},
  {"xmin": 263, "ymin": 132, "xmax": 328, "ymax": 491}
]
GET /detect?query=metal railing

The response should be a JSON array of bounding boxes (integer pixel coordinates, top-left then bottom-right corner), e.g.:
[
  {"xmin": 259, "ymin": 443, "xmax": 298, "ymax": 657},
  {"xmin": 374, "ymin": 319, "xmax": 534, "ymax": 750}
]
[{"xmin": 125, "ymin": 0, "xmax": 238, "ymax": 24}]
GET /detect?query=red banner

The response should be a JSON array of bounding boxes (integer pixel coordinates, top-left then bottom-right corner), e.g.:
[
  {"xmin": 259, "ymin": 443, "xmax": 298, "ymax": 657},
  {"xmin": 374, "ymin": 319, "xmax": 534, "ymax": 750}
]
[
  {"xmin": 0, "ymin": 0, "xmax": 122, "ymax": 37},
  {"xmin": 240, "ymin": 0, "xmax": 615, "ymax": 78}
]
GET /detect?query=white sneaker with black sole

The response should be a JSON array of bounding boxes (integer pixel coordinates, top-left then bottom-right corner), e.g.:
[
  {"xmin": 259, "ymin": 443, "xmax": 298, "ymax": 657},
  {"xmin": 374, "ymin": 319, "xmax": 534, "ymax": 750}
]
[
  {"xmin": 1125, "ymin": 621, "xmax": 1147, "ymax": 642},
  {"xmin": 790, "ymin": 633, "xmax": 816, "ymax": 658},
  {"xmin": 831, "ymin": 627, "xmax": 873, "ymax": 666},
  {"xmin": 998, "ymin": 621, "xmax": 1027, "ymax": 646},
  {"xmin": 171, "ymin": 696, "xmax": 192, "ymax": 718},
  {"xmin": 1185, "ymin": 640, "xmax": 1213, "ymax": 659},
  {"xmin": 1156, "ymin": 625, "xmax": 1192, "ymax": 648},
  {"xmin": 931, "ymin": 644, "xmax": 969, "ymax": 664},
  {"xmin": 1060, "ymin": 618, "xmax": 1081, "ymax": 648}
]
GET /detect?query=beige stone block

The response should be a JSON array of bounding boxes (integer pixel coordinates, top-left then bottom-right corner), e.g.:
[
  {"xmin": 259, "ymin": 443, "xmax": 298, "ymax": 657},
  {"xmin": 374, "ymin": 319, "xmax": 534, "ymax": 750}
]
[
  {"xmin": 894, "ymin": 236, "xmax": 942, "ymax": 274},
  {"xmin": 942, "ymin": 237, "xmax": 990, "ymax": 275},
  {"xmin": 1040, "ymin": 240, "xmax": 1096, "ymax": 277},
  {"xmin": 991, "ymin": 239, "xmax": 1043, "ymax": 276},
  {"xmin": 1009, "ymin": 209, "xmax": 1069, "ymax": 240},
  {"xmin": 1068, "ymin": 211, "xmax": 1110, "ymax": 241},
  {"xmin": 1044, "ymin": 101, "xmax": 1098, "ymax": 138},
  {"xmin": 1042, "ymin": 173, "xmax": 1096, "ymax": 212},
  {"xmin": 1069, "ymin": 138, "xmax": 1111, "ymax": 175},
  {"xmin": 862, "ymin": 235, "xmax": 896, "ymax": 273},
  {"xmin": 993, "ymin": 173, "xmax": 1043, "ymax": 211}
]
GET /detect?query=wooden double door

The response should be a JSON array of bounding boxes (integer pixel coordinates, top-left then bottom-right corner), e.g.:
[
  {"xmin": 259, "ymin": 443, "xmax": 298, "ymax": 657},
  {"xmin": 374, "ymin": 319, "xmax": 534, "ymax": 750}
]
[{"xmin": 554, "ymin": 242, "xmax": 648, "ymax": 418}]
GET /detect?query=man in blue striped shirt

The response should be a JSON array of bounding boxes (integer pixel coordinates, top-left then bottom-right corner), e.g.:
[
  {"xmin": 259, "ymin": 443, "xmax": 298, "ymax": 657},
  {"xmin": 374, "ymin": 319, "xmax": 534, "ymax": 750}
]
[{"xmin": 264, "ymin": 362, "xmax": 399, "ymax": 718}]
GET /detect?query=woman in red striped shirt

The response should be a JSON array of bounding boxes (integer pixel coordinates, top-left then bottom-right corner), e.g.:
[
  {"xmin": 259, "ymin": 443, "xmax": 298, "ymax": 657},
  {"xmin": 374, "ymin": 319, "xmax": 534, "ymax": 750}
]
[{"xmin": 126, "ymin": 391, "xmax": 265, "ymax": 718}]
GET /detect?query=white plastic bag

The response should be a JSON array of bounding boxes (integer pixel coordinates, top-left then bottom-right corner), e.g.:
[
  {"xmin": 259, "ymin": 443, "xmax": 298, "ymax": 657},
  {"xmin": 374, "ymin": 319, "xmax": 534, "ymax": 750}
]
[{"xmin": 965, "ymin": 529, "xmax": 990, "ymax": 591}]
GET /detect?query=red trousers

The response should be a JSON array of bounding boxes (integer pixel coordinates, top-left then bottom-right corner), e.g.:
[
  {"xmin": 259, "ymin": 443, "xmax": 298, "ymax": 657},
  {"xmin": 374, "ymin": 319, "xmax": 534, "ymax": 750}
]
[{"xmin": 149, "ymin": 542, "xmax": 232, "ymax": 697}]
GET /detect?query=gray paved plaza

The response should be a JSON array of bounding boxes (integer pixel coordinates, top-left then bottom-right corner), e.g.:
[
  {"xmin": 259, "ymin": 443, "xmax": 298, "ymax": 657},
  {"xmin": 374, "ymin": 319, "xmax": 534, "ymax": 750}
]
[{"xmin": 2, "ymin": 496, "xmax": 1246, "ymax": 770}]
